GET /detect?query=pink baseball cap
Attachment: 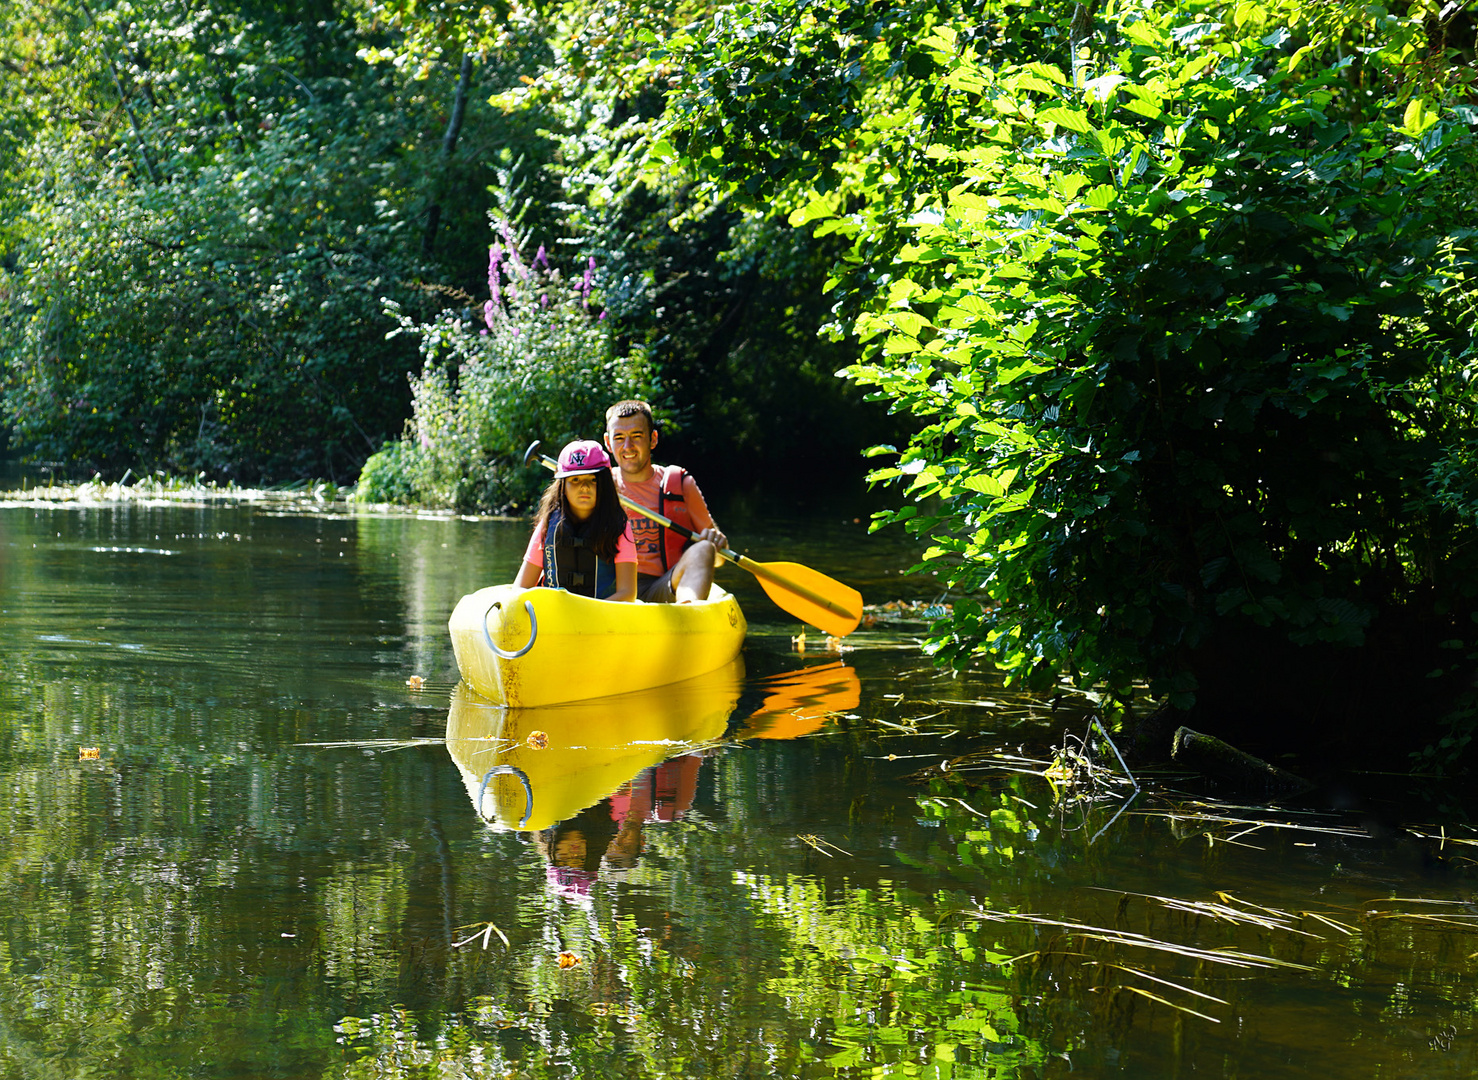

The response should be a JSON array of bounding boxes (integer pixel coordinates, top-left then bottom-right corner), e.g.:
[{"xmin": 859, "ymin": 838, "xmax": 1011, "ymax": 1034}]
[{"xmin": 554, "ymin": 439, "xmax": 611, "ymax": 477}]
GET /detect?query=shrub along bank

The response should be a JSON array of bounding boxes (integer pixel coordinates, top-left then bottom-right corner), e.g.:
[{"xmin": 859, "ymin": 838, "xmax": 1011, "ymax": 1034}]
[
  {"xmin": 0, "ymin": 0, "xmax": 890, "ymax": 492},
  {"xmin": 651, "ymin": 0, "xmax": 1478, "ymax": 763}
]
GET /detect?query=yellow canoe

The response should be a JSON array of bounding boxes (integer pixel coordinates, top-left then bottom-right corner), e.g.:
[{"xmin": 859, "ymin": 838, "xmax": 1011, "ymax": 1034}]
[
  {"xmin": 447, "ymin": 583, "xmax": 747, "ymax": 707},
  {"xmin": 444, "ymin": 659, "xmax": 743, "ymax": 832}
]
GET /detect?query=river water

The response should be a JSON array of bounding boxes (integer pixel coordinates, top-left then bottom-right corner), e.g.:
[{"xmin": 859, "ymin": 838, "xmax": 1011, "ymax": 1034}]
[{"xmin": 1, "ymin": 495, "xmax": 1476, "ymax": 1079}]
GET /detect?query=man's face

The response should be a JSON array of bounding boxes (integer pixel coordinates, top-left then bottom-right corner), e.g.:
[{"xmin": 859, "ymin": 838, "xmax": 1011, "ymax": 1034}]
[{"xmin": 605, "ymin": 414, "xmax": 656, "ymax": 476}]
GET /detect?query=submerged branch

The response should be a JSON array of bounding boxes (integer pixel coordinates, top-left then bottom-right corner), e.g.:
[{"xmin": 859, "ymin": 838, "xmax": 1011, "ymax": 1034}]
[{"xmin": 972, "ymin": 909, "xmax": 1319, "ymax": 972}]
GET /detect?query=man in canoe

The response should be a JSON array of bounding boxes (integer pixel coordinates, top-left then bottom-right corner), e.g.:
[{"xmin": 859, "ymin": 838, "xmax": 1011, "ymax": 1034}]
[{"xmin": 604, "ymin": 400, "xmax": 728, "ymax": 604}]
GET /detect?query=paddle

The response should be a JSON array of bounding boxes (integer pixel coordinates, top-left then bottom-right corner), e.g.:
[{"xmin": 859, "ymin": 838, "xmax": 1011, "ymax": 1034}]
[{"xmin": 524, "ymin": 440, "xmax": 863, "ymax": 636}]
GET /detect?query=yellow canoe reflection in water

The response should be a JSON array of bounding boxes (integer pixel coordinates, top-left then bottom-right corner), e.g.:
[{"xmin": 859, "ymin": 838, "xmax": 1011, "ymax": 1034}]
[
  {"xmin": 445, "ymin": 657, "xmax": 866, "ymax": 900},
  {"xmin": 445, "ymin": 658, "xmax": 864, "ymax": 831},
  {"xmin": 445, "ymin": 659, "xmax": 745, "ymax": 833}
]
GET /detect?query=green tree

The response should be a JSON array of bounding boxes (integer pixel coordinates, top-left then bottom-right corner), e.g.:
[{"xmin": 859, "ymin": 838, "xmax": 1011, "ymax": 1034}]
[
  {"xmin": 2, "ymin": 0, "xmax": 899, "ymax": 491},
  {"xmin": 353, "ymin": 0, "xmax": 896, "ymax": 494},
  {"xmin": 0, "ymin": 0, "xmax": 527, "ymax": 481},
  {"xmin": 655, "ymin": 0, "xmax": 1478, "ymax": 748}
]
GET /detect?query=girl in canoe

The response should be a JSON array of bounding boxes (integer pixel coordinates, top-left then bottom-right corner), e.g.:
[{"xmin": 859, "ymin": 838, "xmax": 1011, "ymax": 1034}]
[{"xmin": 514, "ymin": 440, "xmax": 637, "ymax": 601}]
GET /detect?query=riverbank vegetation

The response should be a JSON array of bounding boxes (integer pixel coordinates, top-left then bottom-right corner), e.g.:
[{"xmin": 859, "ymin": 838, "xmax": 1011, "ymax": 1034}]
[
  {"xmin": 6, "ymin": 0, "xmax": 1478, "ymax": 759},
  {"xmin": 644, "ymin": 0, "xmax": 1478, "ymax": 760},
  {"xmin": 0, "ymin": 0, "xmax": 886, "ymax": 498},
  {"xmin": 0, "ymin": 471, "xmax": 355, "ymax": 508}
]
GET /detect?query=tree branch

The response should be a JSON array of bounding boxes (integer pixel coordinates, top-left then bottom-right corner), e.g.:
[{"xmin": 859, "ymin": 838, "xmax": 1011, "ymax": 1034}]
[
  {"xmin": 422, "ymin": 52, "xmax": 475, "ymax": 258},
  {"xmin": 1069, "ymin": 1, "xmax": 1103, "ymax": 89},
  {"xmin": 76, "ymin": 0, "xmax": 159, "ymax": 184}
]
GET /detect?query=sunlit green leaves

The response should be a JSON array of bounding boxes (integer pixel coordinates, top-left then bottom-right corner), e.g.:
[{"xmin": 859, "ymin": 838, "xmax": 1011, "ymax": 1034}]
[
  {"xmin": 0, "ymin": 2, "xmax": 527, "ymax": 481},
  {"xmin": 1036, "ymin": 106, "xmax": 1092, "ymax": 132},
  {"xmin": 728, "ymin": 0, "xmax": 1478, "ymax": 713}
]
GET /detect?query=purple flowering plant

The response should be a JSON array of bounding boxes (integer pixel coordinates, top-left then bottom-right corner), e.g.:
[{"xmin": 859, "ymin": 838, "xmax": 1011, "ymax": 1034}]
[{"xmin": 362, "ymin": 222, "xmax": 653, "ymax": 512}]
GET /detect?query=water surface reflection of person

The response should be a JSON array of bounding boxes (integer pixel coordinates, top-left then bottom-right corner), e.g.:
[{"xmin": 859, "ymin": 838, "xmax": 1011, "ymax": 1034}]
[
  {"xmin": 444, "ymin": 658, "xmax": 861, "ymax": 894},
  {"xmin": 444, "ymin": 664, "xmax": 739, "ymax": 833},
  {"xmin": 532, "ymin": 754, "xmax": 704, "ymax": 900}
]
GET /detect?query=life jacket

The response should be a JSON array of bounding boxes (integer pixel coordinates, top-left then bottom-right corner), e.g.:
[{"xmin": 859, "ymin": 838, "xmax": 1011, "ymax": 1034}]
[
  {"xmin": 654, "ymin": 465, "xmax": 694, "ymax": 571},
  {"xmin": 540, "ymin": 508, "xmax": 617, "ymax": 599}
]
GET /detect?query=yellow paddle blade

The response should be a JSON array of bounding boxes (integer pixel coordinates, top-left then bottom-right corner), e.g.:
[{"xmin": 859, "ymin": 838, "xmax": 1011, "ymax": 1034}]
[{"xmin": 738, "ymin": 557, "xmax": 863, "ymax": 637}]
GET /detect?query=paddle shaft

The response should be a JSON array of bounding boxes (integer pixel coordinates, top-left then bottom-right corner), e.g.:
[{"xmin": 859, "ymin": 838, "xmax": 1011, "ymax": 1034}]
[{"xmin": 530, "ymin": 449, "xmax": 857, "ymax": 624}]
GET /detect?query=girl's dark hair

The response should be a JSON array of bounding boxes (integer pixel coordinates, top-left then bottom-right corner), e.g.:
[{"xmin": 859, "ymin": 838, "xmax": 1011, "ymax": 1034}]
[{"xmin": 534, "ymin": 469, "xmax": 627, "ymax": 561}]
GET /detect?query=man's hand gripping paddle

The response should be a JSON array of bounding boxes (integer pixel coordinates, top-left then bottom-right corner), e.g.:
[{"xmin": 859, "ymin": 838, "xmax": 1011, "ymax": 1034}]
[{"xmin": 524, "ymin": 440, "xmax": 862, "ymax": 636}]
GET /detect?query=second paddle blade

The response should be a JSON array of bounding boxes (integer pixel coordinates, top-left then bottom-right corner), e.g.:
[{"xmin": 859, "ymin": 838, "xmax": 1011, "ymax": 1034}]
[{"xmin": 746, "ymin": 559, "xmax": 863, "ymax": 637}]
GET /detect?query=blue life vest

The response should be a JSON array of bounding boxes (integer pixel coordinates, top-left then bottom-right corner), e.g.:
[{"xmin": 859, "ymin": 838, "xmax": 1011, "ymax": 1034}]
[{"xmin": 541, "ymin": 508, "xmax": 617, "ymax": 599}]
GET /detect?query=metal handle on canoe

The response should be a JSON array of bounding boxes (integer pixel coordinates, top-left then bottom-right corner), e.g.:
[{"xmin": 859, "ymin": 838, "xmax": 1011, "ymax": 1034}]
[
  {"xmin": 478, "ymin": 765, "xmax": 533, "ymax": 829},
  {"xmin": 483, "ymin": 599, "xmax": 537, "ymax": 659}
]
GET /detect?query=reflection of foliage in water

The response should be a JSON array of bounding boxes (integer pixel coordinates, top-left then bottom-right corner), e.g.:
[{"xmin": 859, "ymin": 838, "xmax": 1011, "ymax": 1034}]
[
  {"xmin": 332, "ymin": 856, "xmax": 1049, "ymax": 1078},
  {"xmin": 907, "ymin": 763, "xmax": 1478, "ymax": 1074},
  {"xmin": 735, "ymin": 872, "xmax": 1040, "ymax": 1074},
  {"xmin": 12, "ymin": 505, "xmax": 1478, "ymax": 1077},
  {"xmin": 903, "ymin": 778, "xmax": 1052, "ymax": 883},
  {"xmin": 320, "ymin": 863, "xmax": 412, "ymax": 997}
]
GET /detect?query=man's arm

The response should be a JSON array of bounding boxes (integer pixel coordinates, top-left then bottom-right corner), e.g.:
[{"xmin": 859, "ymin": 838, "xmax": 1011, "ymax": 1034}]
[{"xmin": 681, "ymin": 473, "xmax": 728, "ymax": 550}]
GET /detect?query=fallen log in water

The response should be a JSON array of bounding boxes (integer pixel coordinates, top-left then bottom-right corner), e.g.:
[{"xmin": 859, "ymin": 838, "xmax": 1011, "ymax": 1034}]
[{"xmin": 1171, "ymin": 726, "xmax": 1314, "ymax": 798}]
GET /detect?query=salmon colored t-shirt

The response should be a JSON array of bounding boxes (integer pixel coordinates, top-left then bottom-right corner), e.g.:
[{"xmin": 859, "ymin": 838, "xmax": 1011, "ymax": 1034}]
[
  {"xmin": 520, "ymin": 518, "xmax": 636, "ymax": 570},
  {"xmin": 613, "ymin": 465, "xmax": 717, "ymax": 577}
]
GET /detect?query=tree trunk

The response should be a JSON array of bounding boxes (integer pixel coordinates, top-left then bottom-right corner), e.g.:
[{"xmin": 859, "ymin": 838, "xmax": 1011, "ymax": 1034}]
[
  {"xmin": 422, "ymin": 53, "xmax": 475, "ymax": 258},
  {"xmin": 1069, "ymin": 2, "xmax": 1102, "ymax": 89},
  {"xmin": 77, "ymin": 0, "xmax": 159, "ymax": 184}
]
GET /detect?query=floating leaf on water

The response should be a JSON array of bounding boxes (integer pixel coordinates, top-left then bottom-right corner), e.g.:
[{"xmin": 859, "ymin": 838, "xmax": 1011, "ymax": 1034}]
[
  {"xmin": 1301, "ymin": 911, "xmax": 1358, "ymax": 936},
  {"xmin": 525, "ymin": 730, "xmax": 549, "ymax": 750},
  {"xmin": 1113, "ymin": 984, "xmax": 1222, "ymax": 1024},
  {"xmin": 557, "ymin": 950, "xmax": 581, "ymax": 969},
  {"xmin": 1043, "ymin": 759, "xmax": 1075, "ymax": 784},
  {"xmin": 405, "ymin": 675, "xmax": 425, "ymax": 690},
  {"xmin": 78, "ymin": 747, "xmax": 100, "ymax": 761},
  {"xmin": 1088, "ymin": 960, "xmax": 1229, "ymax": 1005},
  {"xmin": 297, "ymin": 738, "xmax": 446, "ymax": 752},
  {"xmin": 971, "ymin": 909, "xmax": 1318, "ymax": 971}
]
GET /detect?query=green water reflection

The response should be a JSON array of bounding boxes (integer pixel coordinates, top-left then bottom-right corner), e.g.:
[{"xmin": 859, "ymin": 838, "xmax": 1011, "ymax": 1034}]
[{"xmin": 1, "ymin": 500, "xmax": 1477, "ymax": 1078}]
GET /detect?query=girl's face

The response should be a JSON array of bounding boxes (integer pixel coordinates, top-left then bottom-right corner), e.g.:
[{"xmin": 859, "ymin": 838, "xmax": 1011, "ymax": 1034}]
[{"xmin": 564, "ymin": 474, "xmax": 598, "ymax": 520}]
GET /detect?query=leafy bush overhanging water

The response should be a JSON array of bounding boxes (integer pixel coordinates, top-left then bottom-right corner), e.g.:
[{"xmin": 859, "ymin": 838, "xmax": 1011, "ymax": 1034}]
[{"xmin": 656, "ymin": 0, "xmax": 1478, "ymax": 749}]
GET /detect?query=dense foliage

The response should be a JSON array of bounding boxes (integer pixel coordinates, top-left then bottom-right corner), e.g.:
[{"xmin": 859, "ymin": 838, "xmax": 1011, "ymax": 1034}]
[
  {"xmin": 844, "ymin": 11, "xmax": 1478, "ymax": 705},
  {"xmin": 649, "ymin": 0, "xmax": 1478, "ymax": 741},
  {"xmin": 358, "ymin": 233, "xmax": 656, "ymax": 510},
  {"xmin": 0, "ymin": 0, "xmax": 890, "ymax": 493},
  {"xmin": 0, "ymin": 1, "xmax": 502, "ymax": 481},
  {"xmin": 354, "ymin": 0, "xmax": 894, "ymax": 500}
]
